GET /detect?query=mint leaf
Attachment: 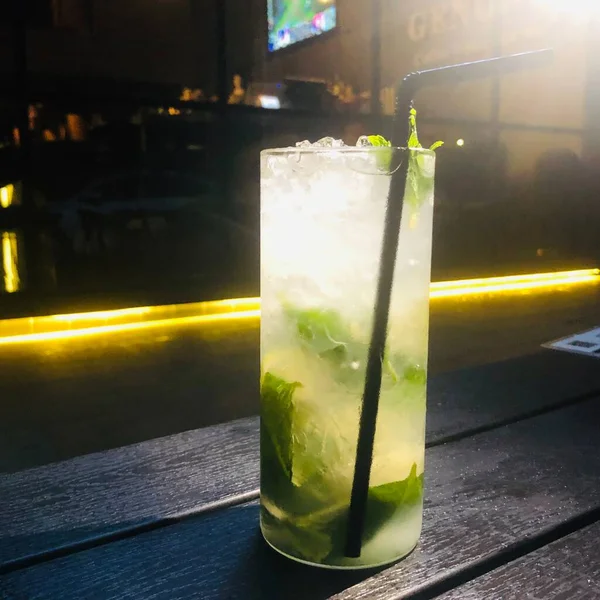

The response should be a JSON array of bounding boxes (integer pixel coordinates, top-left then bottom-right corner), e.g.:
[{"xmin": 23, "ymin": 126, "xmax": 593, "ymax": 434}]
[
  {"xmin": 283, "ymin": 305, "xmax": 366, "ymax": 385},
  {"xmin": 406, "ymin": 107, "xmax": 430, "ymax": 209},
  {"xmin": 261, "ymin": 500, "xmax": 336, "ymax": 563},
  {"xmin": 261, "ymin": 372, "xmax": 301, "ymax": 481},
  {"xmin": 275, "ymin": 519, "xmax": 334, "ymax": 562},
  {"xmin": 325, "ymin": 463, "xmax": 424, "ymax": 560},
  {"xmin": 283, "ymin": 304, "xmax": 425, "ymax": 389},
  {"xmin": 384, "ymin": 354, "xmax": 399, "ymax": 384},
  {"xmin": 285, "ymin": 306, "xmax": 350, "ymax": 356},
  {"xmin": 366, "ymin": 135, "xmax": 393, "ymax": 172},
  {"xmin": 369, "ymin": 463, "xmax": 424, "ymax": 508},
  {"xmin": 263, "ymin": 464, "xmax": 424, "ymax": 563},
  {"xmin": 402, "ymin": 364, "xmax": 427, "ymax": 386},
  {"xmin": 402, "ymin": 107, "xmax": 439, "ymax": 210},
  {"xmin": 367, "ymin": 135, "xmax": 391, "ymax": 147},
  {"xmin": 368, "ymin": 108, "xmax": 443, "ymax": 154},
  {"xmin": 408, "ymin": 107, "xmax": 443, "ymax": 151},
  {"xmin": 408, "ymin": 107, "xmax": 421, "ymax": 149}
]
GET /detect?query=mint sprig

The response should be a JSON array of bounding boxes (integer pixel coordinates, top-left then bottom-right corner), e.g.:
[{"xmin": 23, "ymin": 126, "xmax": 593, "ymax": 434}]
[
  {"xmin": 365, "ymin": 108, "xmax": 443, "ymax": 209},
  {"xmin": 406, "ymin": 107, "xmax": 441, "ymax": 210},
  {"xmin": 407, "ymin": 107, "xmax": 444, "ymax": 152}
]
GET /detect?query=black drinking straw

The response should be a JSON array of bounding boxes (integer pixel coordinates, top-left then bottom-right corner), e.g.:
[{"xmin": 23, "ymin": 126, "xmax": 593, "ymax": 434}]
[{"xmin": 345, "ymin": 49, "xmax": 553, "ymax": 559}]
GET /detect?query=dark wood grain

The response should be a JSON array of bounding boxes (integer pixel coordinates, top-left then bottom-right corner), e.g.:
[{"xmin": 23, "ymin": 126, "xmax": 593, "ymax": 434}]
[
  {"xmin": 2, "ymin": 398, "xmax": 599, "ymax": 600},
  {"xmin": 425, "ymin": 350, "xmax": 600, "ymax": 444},
  {"xmin": 438, "ymin": 522, "xmax": 600, "ymax": 600},
  {"xmin": 0, "ymin": 418, "xmax": 259, "ymax": 570},
  {"xmin": 1, "ymin": 351, "xmax": 598, "ymax": 572}
]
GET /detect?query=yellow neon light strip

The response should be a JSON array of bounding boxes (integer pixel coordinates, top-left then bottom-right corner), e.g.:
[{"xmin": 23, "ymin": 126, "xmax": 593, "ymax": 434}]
[
  {"xmin": 51, "ymin": 307, "xmax": 152, "ymax": 322},
  {"xmin": 0, "ymin": 309, "xmax": 260, "ymax": 346},
  {"xmin": 0, "ymin": 269, "xmax": 597, "ymax": 345},
  {"xmin": 430, "ymin": 268, "xmax": 600, "ymax": 290},
  {"xmin": 49, "ymin": 297, "xmax": 257, "ymax": 323},
  {"xmin": 430, "ymin": 273, "xmax": 600, "ymax": 298}
]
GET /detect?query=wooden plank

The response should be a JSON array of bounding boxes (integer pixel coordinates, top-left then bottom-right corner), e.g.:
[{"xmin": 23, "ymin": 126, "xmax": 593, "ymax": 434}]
[
  {"xmin": 438, "ymin": 522, "xmax": 600, "ymax": 600},
  {"xmin": 425, "ymin": 350, "xmax": 600, "ymax": 444},
  {"xmin": 0, "ymin": 418, "xmax": 260, "ymax": 571},
  {"xmin": 0, "ymin": 351, "xmax": 598, "ymax": 571},
  {"xmin": 2, "ymin": 398, "xmax": 600, "ymax": 599}
]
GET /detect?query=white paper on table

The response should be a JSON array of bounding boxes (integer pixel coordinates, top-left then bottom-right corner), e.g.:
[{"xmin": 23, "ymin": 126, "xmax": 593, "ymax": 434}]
[{"xmin": 543, "ymin": 327, "xmax": 600, "ymax": 358}]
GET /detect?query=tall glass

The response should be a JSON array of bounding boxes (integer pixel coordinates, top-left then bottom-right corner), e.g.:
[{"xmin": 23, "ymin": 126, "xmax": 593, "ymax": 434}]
[{"xmin": 260, "ymin": 145, "xmax": 435, "ymax": 569}]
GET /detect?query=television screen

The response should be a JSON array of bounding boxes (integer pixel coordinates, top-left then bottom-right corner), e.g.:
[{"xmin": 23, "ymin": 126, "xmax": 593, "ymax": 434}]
[{"xmin": 267, "ymin": 0, "xmax": 337, "ymax": 52}]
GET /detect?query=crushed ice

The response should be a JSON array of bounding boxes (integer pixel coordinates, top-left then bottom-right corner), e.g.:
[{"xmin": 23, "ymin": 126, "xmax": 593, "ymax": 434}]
[
  {"xmin": 355, "ymin": 135, "xmax": 373, "ymax": 147},
  {"xmin": 266, "ymin": 136, "xmax": 390, "ymax": 178},
  {"xmin": 294, "ymin": 136, "xmax": 386, "ymax": 149},
  {"xmin": 296, "ymin": 137, "xmax": 347, "ymax": 148}
]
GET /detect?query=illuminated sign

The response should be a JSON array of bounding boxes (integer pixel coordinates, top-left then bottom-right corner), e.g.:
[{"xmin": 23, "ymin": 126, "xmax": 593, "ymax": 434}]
[{"xmin": 407, "ymin": 0, "xmax": 493, "ymax": 43}]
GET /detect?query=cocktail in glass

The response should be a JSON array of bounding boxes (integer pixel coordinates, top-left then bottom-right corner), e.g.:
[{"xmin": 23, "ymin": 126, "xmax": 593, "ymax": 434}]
[{"xmin": 260, "ymin": 142, "xmax": 435, "ymax": 569}]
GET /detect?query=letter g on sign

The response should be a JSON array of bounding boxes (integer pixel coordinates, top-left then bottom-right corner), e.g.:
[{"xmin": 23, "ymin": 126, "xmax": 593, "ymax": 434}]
[{"xmin": 408, "ymin": 12, "xmax": 428, "ymax": 42}]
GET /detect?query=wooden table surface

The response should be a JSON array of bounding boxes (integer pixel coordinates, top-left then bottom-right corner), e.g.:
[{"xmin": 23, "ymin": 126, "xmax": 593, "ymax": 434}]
[{"xmin": 1, "ymin": 350, "xmax": 599, "ymax": 599}]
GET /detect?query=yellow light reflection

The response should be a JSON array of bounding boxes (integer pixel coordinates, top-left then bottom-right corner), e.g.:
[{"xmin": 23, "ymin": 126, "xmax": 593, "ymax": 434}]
[
  {"xmin": 0, "ymin": 309, "xmax": 260, "ymax": 346},
  {"xmin": 2, "ymin": 232, "xmax": 21, "ymax": 293},
  {"xmin": 430, "ymin": 273, "xmax": 600, "ymax": 299},
  {"xmin": 430, "ymin": 268, "xmax": 599, "ymax": 293},
  {"xmin": 0, "ymin": 268, "xmax": 597, "ymax": 344},
  {"xmin": 52, "ymin": 307, "xmax": 152, "ymax": 322},
  {"xmin": 49, "ymin": 298, "xmax": 255, "ymax": 324},
  {"xmin": 0, "ymin": 184, "xmax": 14, "ymax": 209}
]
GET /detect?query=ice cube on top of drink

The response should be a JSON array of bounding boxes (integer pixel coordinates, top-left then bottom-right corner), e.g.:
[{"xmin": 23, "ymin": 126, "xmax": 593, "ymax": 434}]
[{"xmin": 260, "ymin": 136, "xmax": 435, "ymax": 569}]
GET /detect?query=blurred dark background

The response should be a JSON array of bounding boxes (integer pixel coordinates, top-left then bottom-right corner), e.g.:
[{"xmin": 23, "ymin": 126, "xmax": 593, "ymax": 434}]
[
  {"xmin": 1, "ymin": 0, "xmax": 599, "ymax": 472},
  {"xmin": 1, "ymin": 0, "xmax": 599, "ymax": 315}
]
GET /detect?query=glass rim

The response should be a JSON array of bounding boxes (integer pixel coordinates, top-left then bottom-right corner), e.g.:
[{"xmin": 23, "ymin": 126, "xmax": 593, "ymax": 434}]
[{"xmin": 261, "ymin": 146, "xmax": 435, "ymax": 156}]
